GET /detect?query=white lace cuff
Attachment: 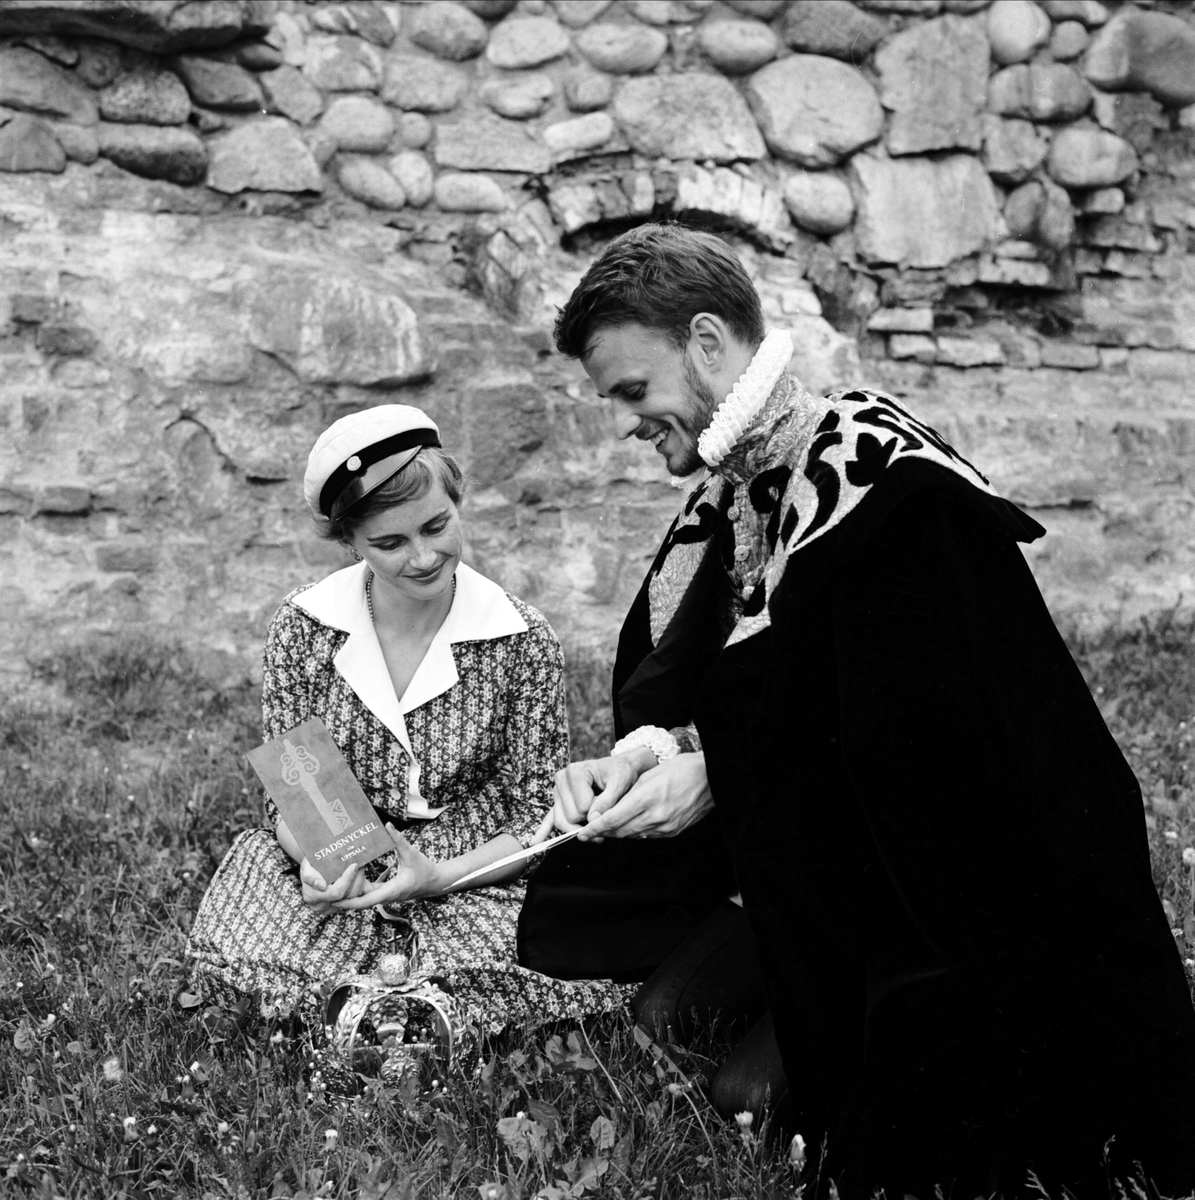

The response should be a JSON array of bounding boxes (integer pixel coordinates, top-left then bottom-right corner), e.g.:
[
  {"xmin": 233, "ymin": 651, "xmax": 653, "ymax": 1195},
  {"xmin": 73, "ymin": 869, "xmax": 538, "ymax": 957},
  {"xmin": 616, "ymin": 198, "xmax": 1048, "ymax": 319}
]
[{"xmin": 611, "ymin": 724, "xmax": 681, "ymax": 763}]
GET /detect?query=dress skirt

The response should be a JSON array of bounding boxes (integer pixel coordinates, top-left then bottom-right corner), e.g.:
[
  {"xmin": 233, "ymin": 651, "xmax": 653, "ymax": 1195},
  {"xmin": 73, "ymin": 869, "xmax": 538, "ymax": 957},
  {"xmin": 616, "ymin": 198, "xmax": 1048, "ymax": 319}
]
[{"xmin": 187, "ymin": 828, "xmax": 633, "ymax": 1034}]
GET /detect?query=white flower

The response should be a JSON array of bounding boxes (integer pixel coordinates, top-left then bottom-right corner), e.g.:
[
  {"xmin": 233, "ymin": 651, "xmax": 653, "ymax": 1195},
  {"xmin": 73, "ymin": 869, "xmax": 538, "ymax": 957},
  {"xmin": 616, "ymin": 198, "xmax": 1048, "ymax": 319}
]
[
  {"xmin": 789, "ymin": 1132, "xmax": 807, "ymax": 1167},
  {"xmin": 324, "ymin": 1129, "xmax": 338, "ymax": 1152},
  {"xmin": 102, "ymin": 1057, "xmax": 123, "ymax": 1082},
  {"xmin": 697, "ymin": 328, "xmax": 794, "ymax": 470},
  {"xmin": 1183, "ymin": 847, "xmax": 1195, "ymax": 867},
  {"xmin": 1165, "ymin": 831, "xmax": 1179, "ymax": 841},
  {"xmin": 734, "ymin": 1111, "xmax": 754, "ymax": 1129}
]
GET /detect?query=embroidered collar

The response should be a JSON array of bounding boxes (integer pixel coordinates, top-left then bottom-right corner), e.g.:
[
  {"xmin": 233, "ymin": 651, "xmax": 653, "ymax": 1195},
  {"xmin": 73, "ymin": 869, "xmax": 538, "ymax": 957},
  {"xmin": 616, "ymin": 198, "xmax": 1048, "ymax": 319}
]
[
  {"xmin": 670, "ymin": 327, "xmax": 794, "ymax": 489},
  {"xmin": 717, "ymin": 370, "xmax": 820, "ymax": 488}
]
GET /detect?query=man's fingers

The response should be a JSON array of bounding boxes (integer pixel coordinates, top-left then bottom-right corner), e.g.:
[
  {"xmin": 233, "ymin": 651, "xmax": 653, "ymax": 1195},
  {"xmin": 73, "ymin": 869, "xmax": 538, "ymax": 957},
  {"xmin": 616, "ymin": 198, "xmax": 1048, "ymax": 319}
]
[
  {"xmin": 554, "ymin": 764, "xmax": 598, "ymax": 826},
  {"xmin": 583, "ymin": 792, "xmax": 647, "ymax": 840}
]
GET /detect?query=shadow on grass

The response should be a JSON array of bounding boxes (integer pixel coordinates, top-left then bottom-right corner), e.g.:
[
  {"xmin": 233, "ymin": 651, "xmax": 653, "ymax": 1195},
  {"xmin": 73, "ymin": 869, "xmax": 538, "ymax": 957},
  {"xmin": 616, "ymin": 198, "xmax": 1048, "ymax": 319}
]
[{"xmin": 1, "ymin": 620, "xmax": 1193, "ymax": 1198}]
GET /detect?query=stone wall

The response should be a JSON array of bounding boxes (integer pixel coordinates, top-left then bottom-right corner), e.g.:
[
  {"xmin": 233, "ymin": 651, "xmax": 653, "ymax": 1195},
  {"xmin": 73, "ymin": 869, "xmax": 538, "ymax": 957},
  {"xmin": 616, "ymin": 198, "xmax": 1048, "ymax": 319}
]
[{"xmin": 0, "ymin": 0, "xmax": 1193, "ymax": 686}]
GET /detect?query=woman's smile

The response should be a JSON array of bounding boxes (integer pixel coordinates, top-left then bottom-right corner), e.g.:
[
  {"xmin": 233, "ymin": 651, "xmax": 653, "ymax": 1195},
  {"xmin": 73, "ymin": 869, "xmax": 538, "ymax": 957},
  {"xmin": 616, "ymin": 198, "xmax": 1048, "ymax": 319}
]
[{"xmin": 406, "ymin": 559, "xmax": 447, "ymax": 583}]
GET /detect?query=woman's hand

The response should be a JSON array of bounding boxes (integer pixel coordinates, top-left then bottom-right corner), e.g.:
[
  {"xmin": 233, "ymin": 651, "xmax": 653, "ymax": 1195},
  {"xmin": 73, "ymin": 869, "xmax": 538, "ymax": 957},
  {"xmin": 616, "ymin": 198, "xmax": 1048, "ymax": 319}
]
[
  {"xmin": 552, "ymin": 747, "xmax": 658, "ymax": 836},
  {"xmin": 300, "ymin": 858, "xmax": 368, "ymax": 915},
  {"xmin": 334, "ymin": 824, "xmax": 442, "ymax": 912}
]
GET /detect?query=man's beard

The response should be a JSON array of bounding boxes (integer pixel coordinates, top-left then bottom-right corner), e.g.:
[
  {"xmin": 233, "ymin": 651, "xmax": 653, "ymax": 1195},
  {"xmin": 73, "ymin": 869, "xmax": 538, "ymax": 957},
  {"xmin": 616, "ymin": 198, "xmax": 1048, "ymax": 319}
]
[{"xmin": 672, "ymin": 357, "xmax": 723, "ymax": 476}]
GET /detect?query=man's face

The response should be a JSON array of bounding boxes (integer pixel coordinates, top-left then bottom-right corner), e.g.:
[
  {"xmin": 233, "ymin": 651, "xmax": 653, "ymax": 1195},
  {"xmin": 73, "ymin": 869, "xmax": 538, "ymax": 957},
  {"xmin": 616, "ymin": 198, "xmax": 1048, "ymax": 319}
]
[{"xmin": 582, "ymin": 323, "xmax": 721, "ymax": 478}]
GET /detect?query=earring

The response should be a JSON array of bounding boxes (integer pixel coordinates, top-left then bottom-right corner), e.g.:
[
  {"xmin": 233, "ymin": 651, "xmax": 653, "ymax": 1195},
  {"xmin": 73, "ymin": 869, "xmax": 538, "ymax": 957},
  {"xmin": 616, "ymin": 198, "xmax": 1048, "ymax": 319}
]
[{"xmin": 348, "ymin": 547, "xmax": 362, "ymax": 561}]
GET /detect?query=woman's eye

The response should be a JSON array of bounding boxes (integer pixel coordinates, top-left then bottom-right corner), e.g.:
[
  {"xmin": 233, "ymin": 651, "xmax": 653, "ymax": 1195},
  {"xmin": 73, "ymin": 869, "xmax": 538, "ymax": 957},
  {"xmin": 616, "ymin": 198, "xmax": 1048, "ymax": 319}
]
[{"xmin": 425, "ymin": 520, "xmax": 448, "ymax": 535}]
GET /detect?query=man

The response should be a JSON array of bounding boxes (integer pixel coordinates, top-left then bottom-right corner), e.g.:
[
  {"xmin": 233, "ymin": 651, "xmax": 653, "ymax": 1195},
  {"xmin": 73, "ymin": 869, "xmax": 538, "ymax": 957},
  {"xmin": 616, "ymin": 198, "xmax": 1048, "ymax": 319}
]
[{"xmin": 540, "ymin": 224, "xmax": 1195, "ymax": 1198}]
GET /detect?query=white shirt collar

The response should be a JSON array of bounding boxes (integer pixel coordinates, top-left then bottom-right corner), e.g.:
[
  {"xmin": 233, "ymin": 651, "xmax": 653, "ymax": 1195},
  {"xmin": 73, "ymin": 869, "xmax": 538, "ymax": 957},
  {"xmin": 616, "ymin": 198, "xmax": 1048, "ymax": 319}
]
[{"xmin": 292, "ymin": 559, "xmax": 528, "ymax": 715}]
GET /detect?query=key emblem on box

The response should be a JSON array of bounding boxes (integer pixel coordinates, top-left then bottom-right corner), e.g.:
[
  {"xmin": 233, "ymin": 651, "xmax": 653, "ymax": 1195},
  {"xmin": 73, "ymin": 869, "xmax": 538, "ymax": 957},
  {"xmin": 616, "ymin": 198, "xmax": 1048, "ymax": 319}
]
[{"xmin": 248, "ymin": 717, "xmax": 395, "ymax": 884}]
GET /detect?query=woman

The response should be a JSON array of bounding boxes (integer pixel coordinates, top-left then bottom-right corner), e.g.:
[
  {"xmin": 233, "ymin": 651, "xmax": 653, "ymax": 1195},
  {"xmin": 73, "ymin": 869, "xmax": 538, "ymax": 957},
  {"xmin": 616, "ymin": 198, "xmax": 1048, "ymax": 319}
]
[{"xmin": 186, "ymin": 404, "xmax": 631, "ymax": 1033}]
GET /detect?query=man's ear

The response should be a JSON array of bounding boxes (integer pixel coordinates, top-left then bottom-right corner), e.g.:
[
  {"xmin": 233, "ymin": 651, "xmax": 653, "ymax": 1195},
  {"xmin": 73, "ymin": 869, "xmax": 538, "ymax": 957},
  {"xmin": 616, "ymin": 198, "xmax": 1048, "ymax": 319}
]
[{"xmin": 687, "ymin": 312, "xmax": 730, "ymax": 371}]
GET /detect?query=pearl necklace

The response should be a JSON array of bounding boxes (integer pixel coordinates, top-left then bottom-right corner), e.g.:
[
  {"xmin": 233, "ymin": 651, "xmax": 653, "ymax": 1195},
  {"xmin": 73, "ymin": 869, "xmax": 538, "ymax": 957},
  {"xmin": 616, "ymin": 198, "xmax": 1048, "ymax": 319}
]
[{"xmin": 366, "ymin": 570, "xmax": 456, "ymax": 624}]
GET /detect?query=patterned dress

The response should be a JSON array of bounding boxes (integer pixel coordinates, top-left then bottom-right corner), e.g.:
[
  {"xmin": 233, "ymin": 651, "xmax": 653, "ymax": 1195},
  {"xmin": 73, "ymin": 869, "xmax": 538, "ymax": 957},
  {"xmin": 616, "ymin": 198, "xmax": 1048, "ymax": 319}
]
[{"xmin": 186, "ymin": 561, "xmax": 633, "ymax": 1033}]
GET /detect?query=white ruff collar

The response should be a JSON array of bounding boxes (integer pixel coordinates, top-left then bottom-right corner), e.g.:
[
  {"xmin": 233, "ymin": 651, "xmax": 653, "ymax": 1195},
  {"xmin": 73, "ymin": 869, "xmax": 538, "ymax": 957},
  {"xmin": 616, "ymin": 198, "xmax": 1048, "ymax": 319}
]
[{"xmin": 670, "ymin": 327, "xmax": 794, "ymax": 489}]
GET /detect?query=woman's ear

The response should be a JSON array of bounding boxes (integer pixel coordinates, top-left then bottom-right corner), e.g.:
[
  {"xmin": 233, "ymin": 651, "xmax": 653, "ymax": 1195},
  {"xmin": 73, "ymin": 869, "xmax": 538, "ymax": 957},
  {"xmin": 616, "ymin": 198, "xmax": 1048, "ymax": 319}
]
[{"xmin": 342, "ymin": 541, "xmax": 362, "ymax": 562}]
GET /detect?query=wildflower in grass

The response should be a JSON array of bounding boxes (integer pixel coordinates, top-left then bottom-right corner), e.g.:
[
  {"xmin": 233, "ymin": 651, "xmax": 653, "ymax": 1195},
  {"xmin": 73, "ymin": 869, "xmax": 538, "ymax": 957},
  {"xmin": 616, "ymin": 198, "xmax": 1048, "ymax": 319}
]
[
  {"xmin": 102, "ymin": 1056, "xmax": 123, "ymax": 1082},
  {"xmin": 324, "ymin": 1129, "xmax": 338, "ymax": 1153},
  {"xmin": 789, "ymin": 1133, "xmax": 807, "ymax": 1168},
  {"xmin": 1164, "ymin": 830, "xmax": 1178, "ymax": 840},
  {"xmin": 121, "ymin": 1116, "xmax": 137, "ymax": 1143},
  {"xmin": 735, "ymin": 1108, "xmax": 756, "ymax": 1149},
  {"xmin": 215, "ymin": 1121, "xmax": 237, "ymax": 1154},
  {"xmin": 1183, "ymin": 847, "xmax": 1195, "ymax": 867}
]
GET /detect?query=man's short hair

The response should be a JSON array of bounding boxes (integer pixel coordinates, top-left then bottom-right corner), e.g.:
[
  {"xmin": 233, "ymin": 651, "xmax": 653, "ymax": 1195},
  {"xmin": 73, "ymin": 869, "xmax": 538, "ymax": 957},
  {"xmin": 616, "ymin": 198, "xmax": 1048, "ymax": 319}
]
[{"xmin": 553, "ymin": 223, "xmax": 766, "ymax": 360}]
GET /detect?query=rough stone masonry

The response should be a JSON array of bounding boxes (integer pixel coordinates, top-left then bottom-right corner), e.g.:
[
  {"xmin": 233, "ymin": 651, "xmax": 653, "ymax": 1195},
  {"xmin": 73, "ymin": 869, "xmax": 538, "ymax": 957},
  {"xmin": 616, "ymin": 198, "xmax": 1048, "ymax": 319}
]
[{"xmin": 0, "ymin": 0, "xmax": 1192, "ymax": 685}]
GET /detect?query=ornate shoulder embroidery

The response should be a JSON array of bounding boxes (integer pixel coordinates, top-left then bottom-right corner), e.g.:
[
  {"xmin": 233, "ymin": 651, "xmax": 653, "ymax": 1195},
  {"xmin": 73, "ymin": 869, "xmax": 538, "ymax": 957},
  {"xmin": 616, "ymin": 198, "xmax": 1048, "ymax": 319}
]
[
  {"xmin": 725, "ymin": 389, "xmax": 993, "ymax": 647},
  {"xmin": 646, "ymin": 474, "xmax": 729, "ymax": 646}
]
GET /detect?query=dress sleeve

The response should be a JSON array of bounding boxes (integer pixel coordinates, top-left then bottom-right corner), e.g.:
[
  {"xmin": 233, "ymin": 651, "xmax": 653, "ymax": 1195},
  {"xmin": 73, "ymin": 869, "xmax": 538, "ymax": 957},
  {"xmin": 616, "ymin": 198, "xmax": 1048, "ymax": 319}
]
[
  {"xmin": 494, "ymin": 616, "xmax": 570, "ymax": 848},
  {"xmin": 259, "ymin": 600, "xmax": 314, "ymax": 824}
]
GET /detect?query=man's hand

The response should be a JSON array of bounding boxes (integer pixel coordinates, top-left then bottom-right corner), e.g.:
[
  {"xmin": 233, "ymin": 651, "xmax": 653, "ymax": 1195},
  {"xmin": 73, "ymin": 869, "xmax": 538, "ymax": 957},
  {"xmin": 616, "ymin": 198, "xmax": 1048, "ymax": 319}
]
[
  {"xmin": 300, "ymin": 858, "xmax": 367, "ymax": 915},
  {"xmin": 582, "ymin": 752, "xmax": 713, "ymax": 841},
  {"xmin": 552, "ymin": 749, "xmax": 655, "ymax": 833}
]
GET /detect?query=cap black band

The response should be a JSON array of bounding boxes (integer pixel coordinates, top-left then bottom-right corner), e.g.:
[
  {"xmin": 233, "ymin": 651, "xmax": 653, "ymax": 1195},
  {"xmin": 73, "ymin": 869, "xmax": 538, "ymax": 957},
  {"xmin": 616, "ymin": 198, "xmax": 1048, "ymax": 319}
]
[{"xmin": 319, "ymin": 427, "xmax": 441, "ymax": 520}]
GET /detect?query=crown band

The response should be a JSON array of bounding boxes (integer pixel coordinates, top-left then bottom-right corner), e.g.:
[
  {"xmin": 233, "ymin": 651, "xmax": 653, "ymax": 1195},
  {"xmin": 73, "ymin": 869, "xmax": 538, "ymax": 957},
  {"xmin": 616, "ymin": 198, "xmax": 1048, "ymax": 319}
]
[{"xmin": 320, "ymin": 428, "xmax": 441, "ymax": 520}]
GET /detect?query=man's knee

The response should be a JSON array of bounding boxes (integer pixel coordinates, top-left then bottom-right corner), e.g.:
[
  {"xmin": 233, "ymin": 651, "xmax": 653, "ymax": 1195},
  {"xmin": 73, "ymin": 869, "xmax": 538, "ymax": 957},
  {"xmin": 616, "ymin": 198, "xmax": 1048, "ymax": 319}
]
[
  {"xmin": 631, "ymin": 901, "xmax": 765, "ymax": 1042},
  {"xmin": 710, "ymin": 1010, "xmax": 789, "ymax": 1125}
]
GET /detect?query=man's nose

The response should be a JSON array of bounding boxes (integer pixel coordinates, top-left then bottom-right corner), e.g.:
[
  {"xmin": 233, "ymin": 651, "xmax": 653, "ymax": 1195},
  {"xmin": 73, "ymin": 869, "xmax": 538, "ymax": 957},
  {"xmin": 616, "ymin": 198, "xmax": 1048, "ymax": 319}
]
[{"xmin": 611, "ymin": 402, "xmax": 639, "ymax": 440}]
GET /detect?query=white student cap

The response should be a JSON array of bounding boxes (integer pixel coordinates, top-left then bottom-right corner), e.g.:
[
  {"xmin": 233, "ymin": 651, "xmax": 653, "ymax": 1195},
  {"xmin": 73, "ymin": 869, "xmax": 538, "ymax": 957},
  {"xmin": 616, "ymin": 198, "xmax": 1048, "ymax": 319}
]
[{"xmin": 303, "ymin": 405, "xmax": 441, "ymax": 522}]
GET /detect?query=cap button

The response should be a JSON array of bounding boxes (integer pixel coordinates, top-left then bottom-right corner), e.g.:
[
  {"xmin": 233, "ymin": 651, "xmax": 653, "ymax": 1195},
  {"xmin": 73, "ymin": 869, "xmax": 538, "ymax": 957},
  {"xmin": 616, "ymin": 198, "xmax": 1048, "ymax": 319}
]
[{"xmin": 346, "ymin": 455, "xmax": 362, "ymax": 472}]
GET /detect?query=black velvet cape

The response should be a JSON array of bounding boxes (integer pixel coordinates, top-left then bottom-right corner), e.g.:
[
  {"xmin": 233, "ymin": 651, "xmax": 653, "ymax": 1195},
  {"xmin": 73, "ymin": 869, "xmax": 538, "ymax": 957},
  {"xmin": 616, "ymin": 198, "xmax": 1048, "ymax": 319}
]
[{"xmin": 696, "ymin": 458, "xmax": 1195, "ymax": 1198}]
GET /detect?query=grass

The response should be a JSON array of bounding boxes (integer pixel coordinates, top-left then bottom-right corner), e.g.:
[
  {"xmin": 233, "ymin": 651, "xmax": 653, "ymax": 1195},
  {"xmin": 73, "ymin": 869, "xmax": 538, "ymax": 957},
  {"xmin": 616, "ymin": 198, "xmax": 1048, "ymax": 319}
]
[{"xmin": 1, "ymin": 619, "xmax": 1193, "ymax": 1199}]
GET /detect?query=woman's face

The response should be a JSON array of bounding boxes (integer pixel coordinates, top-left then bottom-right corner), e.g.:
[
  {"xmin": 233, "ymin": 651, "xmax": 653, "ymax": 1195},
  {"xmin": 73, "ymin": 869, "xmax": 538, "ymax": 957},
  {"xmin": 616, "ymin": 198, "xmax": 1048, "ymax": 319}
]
[{"xmin": 346, "ymin": 476, "xmax": 462, "ymax": 607}]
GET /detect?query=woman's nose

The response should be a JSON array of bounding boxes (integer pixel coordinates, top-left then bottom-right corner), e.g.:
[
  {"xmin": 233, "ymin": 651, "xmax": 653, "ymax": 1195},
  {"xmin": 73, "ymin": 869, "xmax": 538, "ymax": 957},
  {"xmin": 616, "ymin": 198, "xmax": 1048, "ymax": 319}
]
[
  {"xmin": 410, "ymin": 540, "xmax": 438, "ymax": 568},
  {"xmin": 611, "ymin": 402, "xmax": 639, "ymax": 440}
]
